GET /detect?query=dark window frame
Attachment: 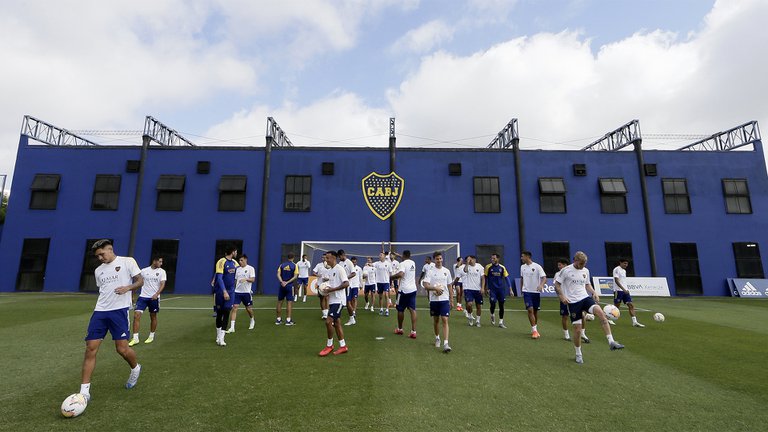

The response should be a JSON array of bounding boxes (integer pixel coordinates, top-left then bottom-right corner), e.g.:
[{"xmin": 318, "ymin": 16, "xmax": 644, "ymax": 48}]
[
  {"xmin": 156, "ymin": 175, "xmax": 186, "ymax": 211},
  {"xmin": 605, "ymin": 242, "xmax": 635, "ymax": 277},
  {"xmin": 542, "ymin": 242, "xmax": 570, "ymax": 277},
  {"xmin": 17, "ymin": 238, "xmax": 51, "ymax": 291},
  {"xmin": 473, "ymin": 177, "xmax": 501, "ymax": 213},
  {"xmin": 662, "ymin": 178, "xmax": 691, "ymax": 214},
  {"xmin": 150, "ymin": 239, "xmax": 180, "ymax": 293},
  {"xmin": 670, "ymin": 243, "xmax": 703, "ymax": 295},
  {"xmin": 723, "ymin": 179, "xmax": 752, "ymax": 214},
  {"xmin": 29, "ymin": 174, "xmax": 61, "ymax": 210},
  {"xmin": 539, "ymin": 177, "xmax": 566, "ymax": 213},
  {"xmin": 599, "ymin": 178, "xmax": 628, "ymax": 214},
  {"xmin": 218, "ymin": 175, "xmax": 247, "ymax": 212},
  {"xmin": 91, "ymin": 175, "xmax": 121, "ymax": 211},
  {"xmin": 284, "ymin": 175, "xmax": 312, "ymax": 212},
  {"xmin": 733, "ymin": 242, "xmax": 764, "ymax": 278},
  {"xmin": 476, "ymin": 244, "xmax": 504, "ymax": 267}
]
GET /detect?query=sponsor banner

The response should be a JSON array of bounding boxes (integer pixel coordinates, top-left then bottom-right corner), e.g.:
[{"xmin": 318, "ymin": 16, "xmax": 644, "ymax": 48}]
[
  {"xmin": 592, "ymin": 277, "xmax": 671, "ymax": 297},
  {"xmin": 514, "ymin": 278, "xmax": 559, "ymax": 297},
  {"xmin": 728, "ymin": 279, "xmax": 768, "ymax": 298}
]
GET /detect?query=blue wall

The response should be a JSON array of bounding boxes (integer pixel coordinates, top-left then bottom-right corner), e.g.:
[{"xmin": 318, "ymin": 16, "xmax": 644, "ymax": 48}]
[{"xmin": 1, "ymin": 134, "xmax": 766, "ymax": 296}]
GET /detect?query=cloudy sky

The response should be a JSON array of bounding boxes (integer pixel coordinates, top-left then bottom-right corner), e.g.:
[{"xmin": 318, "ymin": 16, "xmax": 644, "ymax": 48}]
[{"xmin": 1, "ymin": 0, "xmax": 766, "ymax": 191}]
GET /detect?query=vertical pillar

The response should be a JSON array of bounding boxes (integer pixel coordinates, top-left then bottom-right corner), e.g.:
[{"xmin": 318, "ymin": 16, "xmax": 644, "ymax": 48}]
[{"xmin": 128, "ymin": 135, "xmax": 150, "ymax": 257}]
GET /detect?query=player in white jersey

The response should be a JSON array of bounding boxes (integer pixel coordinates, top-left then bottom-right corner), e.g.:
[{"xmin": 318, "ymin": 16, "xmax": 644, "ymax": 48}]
[
  {"xmin": 452, "ymin": 257, "xmax": 465, "ymax": 312},
  {"xmin": 296, "ymin": 254, "xmax": 311, "ymax": 302},
  {"xmin": 228, "ymin": 254, "xmax": 256, "ymax": 332},
  {"xmin": 373, "ymin": 252, "xmax": 393, "ymax": 316},
  {"xmin": 520, "ymin": 251, "xmax": 547, "ymax": 339},
  {"xmin": 342, "ymin": 253, "xmax": 361, "ymax": 326},
  {"xmin": 318, "ymin": 250, "xmax": 350, "ymax": 356},
  {"xmin": 128, "ymin": 255, "xmax": 167, "ymax": 346},
  {"xmin": 78, "ymin": 239, "xmax": 143, "ymax": 401},
  {"xmin": 313, "ymin": 255, "xmax": 330, "ymax": 319},
  {"xmin": 423, "ymin": 251, "xmax": 454, "ymax": 353},
  {"xmin": 462, "ymin": 255, "xmax": 485, "ymax": 327},
  {"xmin": 392, "ymin": 250, "xmax": 418, "ymax": 338},
  {"xmin": 362, "ymin": 257, "xmax": 377, "ymax": 311},
  {"xmin": 612, "ymin": 258, "xmax": 645, "ymax": 328},
  {"xmin": 418, "ymin": 256, "xmax": 434, "ymax": 290},
  {"xmin": 388, "ymin": 251, "xmax": 400, "ymax": 308},
  {"xmin": 555, "ymin": 251, "xmax": 624, "ymax": 364},
  {"xmin": 553, "ymin": 258, "xmax": 589, "ymax": 342}
]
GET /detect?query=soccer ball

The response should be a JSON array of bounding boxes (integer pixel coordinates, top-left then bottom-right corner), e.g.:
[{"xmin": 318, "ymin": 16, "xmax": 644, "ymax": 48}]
[
  {"xmin": 653, "ymin": 312, "xmax": 665, "ymax": 323},
  {"xmin": 603, "ymin": 304, "xmax": 620, "ymax": 320},
  {"xmin": 316, "ymin": 282, "xmax": 330, "ymax": 297},
  {"xmin": 584, "ymin": 313, "xmax": 595, "ymax": 321},
  {"xmin": 61, "ymin": 393, "xmax": 87, "ymax": 418}
]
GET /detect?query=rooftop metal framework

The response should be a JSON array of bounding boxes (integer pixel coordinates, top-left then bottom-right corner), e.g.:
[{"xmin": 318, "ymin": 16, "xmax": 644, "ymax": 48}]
[
  {"xmin": 266, "ymin": 117, "xmax": 293, "ymax": 148},
  {"xmin": 582, "ymin": 119, "xmax": 641, "ymax": 151},
  {"xmin": 143, "ymin": 116, "xmax": 196, "ymax": 147},
  {"xmin": 487, "ymin": 118, "xmax": 519, "ymax": 149},
  {"xmin": 678, "ymin": 121, "xmax": 761, "ymax": 151},
  {"xmin": 21, "ymin": 115, "xmax": 100, "ymax": 146}
]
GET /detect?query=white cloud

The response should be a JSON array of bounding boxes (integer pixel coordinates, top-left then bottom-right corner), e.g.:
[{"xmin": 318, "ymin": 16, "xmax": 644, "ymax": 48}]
[{"xmin": 390, "ymin": 19, "xmax": 455, "ymax": 54}]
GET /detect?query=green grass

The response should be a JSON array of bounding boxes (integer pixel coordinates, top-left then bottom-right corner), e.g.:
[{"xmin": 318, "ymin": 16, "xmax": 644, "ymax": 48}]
[{"xmin": 1, "ymin": 293, "xmax": 767, "ymax": 431}]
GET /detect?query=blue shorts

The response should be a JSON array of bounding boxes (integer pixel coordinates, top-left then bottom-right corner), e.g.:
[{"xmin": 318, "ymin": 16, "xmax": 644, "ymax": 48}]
[
  {"xmin": 465, "ymin": 290, "xmax": 483, "ymax": 305},
  {"xmin": 454, "ymin": 282, "xmax": 463, "ymax": 289},
  {"xmin": 297, "ymin": 277, "xmax": 309, "ymax": 286},
  {"xmin": 489, "ymin": 286, "xmax": 507, "ymax": 303},
  {"xmin": 278, "ymin": 285, "xmax": 295, "ymax": 301},
  {"xmin": 364, "ymin": 284, "xmax": 376, "ymax": 294},
  {"xmin": 567, "ymin": 297, "xmax": 597, "ymax": 323},
  {"xmin": 429, "ymin": 300, "xmax": 450, "ymax": 317},
  {"xmin": 396, "ymin": 291, "xmax": 417, "ymax": 312},
  {"xmin": 523, "ymin": 292, "xmax": 541, "ymax": 310},
  {"xmin": 328, "ymin": 303, "xmax": 343, "ymax": 320},
  {"xmin": 215, "ymin": 289, "xmax": 235, "ymax": 310},
  {"xmin": 85, "ymin": 308, "xmax": 130, "ymax": 341},
  {"xmin": 234, "ymin": 292, "xmax": 253, "ymax": 307},
  {"xmin": 376, "ymin": 282, "xmax": 390, "ymax": 294},
  {"xmin": 347, "ymin": 287, "xmax": 359, "ymax": 301},
  {"xmin": 614, "ymin": 290, "xmax": 633, "ymax": 305},
  {"xmin": 560, "ymin": 301, "xmax": 569, "ymax": 316},
  {"xmin": 135, "ymin": 296, "xmax": 159, "ymax": 313}
]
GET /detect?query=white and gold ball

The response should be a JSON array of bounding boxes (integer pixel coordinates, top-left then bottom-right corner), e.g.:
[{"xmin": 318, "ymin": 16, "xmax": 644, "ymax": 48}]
[{"xmin": 61, "ymin": 393, "xmax": 87, "ymax": 418}]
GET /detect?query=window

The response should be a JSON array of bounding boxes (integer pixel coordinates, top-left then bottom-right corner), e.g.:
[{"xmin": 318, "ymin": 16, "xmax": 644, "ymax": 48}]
[
  {"xmin": 605, "ymin": 242, "xmax": 634, "ymax": 276},
  {"xmin": 91, "ymin": 175, "xmax": 121, "ymax": 210},
  {"xmin": 284, "ymin": 176, "xmax": 311, "ymax": 212},
  {"xmin": 80, "ymin": 239, "xmax": 112, "ymax": 292},
  {"xmin": 476, "ymin": 245, "xmax": 504, "ymax": 267},
  {"xmin": 473, "ymin": 177, "xmax": 500, "ymax": 213},
  {"xmin": 281, "ymin": 243, "xmax": 301, "ymax": 263},
  {"xmin": 539, "ymin": 177, "xmax": 566, "ymax": 213},
  {"xmin": 723, "ymin": 179, "xmax": 751, "ymax": 214},
  {"xmin": 662, "ymin": 179, "xmax": 690, "ymax": 214},
  {"xmin": 214, "ymin": 239, "xmax": 244, "ymax": 268},
  {"xmin": 30, "ymin": 174, "xmax": 61, "ymax": 210},
  {"xmin": 218, "ymin": 175, "xmax": 247, "ymax": 212},
  {"xmin": 150, "ymin": 240, "xmax": 179, "ymax": 293},
  {"xmin": 156, "ymin": 175, "xmax": 186, "ymax": 211},
  {"xmin": 17, "ymin": 238, "xmax": 50, "ymax": 291},
  {"xmin": 542, "ymin": 242, "xmax": 570, "ymax": 277},
  {"xmin": 733, "ymin": 242, "xmax": 764, "ymax": 278},
  {"xmin": 670, "ymin": 243, "xmax": 702, "ymax": 295},
  {"xmin": 599, "ymin": 178, "xmax": 627, "ymax": 214}
]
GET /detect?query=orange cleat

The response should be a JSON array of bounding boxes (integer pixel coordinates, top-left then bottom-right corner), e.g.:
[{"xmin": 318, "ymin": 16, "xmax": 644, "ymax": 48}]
[
  {"xmin": 532, "ymin": 330, "xmax": 541, "ymax": 339},
  {"xmin": 456, "ymin": 304, "xmax": 463, "ymax": 312},
  {"xmin": 333, "ymin": 346, "xmax": 349, "ymax": 355},
  {"xmin": 408, "ymin": 331, "xmax": 417, "ymax": 339},
  {"xmin": 319, "ymin": 346, "xmax": 333, "ymax": 357},
  {"xmin": 394, "ymin": 328, "xmax": 404, "ymax": 335}
]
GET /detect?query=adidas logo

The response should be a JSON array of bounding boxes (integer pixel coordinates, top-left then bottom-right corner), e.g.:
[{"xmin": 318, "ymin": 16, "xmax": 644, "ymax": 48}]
[
  {"xmin": 121, "ymin": 332, "xmax": 127, "ymax": 337},
  {"xmin": 741, "ymin": 282, "xmax": 763, "ymax": 296}
]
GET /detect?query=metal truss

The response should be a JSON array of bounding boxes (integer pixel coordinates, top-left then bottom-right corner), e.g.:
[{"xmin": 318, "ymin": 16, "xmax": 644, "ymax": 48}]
[
  {"xmin": 143, "ymin": 116, "xmax": 196, "ymax": 146},
  {"xmin": 582, "ymin": 119, "xmax": 641, "ymax": 151},
  {"xmin": 266, "ymin": 117, "xmax": 293, "ymax": 148},
  {"xmin": 678, "ymin": 121, "xmax": 761, "ymax": 151},
  {"xmin": 487, "ymin": 118, "xmax": 519, "ymax": 149},
  {"xmin": 20, "ymin": 115, "xmax": 100, "ymax": 146}
]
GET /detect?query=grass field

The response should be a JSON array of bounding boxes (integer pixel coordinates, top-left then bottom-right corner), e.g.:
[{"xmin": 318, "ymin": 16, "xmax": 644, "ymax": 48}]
[{"xmin": 1, "ymin": 293, "xmax": 767, "ymax": 431}]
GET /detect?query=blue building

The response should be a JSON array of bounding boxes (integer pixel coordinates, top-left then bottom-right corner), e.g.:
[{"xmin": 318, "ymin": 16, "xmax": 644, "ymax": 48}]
[{"xmin": 0, "ymin": 116, "xmax": 765, "ymax": 296}]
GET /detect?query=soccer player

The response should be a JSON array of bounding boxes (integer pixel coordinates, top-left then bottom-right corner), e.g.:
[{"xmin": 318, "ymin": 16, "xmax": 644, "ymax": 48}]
[
  {"xmin": 313, "ymin": 255, "xmax": 330, "ymax": 319},
  {"xmin": 484, "ymin": 253, "xmax": 512, "ymax": 328},
  {"xmin": 462, "ymin": 255, "xmax": 485, "ymax": 327},
  {"xmin": 343, "ymin": 254, "xmax": 362, "ymax": 326},
  {"xmin": 296, "ymin": 254, "xmax": 311, "ymax": 302},
  {"xmin": 318, "ymin": 251, "xmax": 350, "ymax": 356},
  {"xmin": 214, "ymin": 245, "xmax": 238, "ymax": 346},
  {"xmin": 229, "ymin": 254, "xmax": 256, "ymax": 332},
  {"xmin": 418, "ymin": 256, "xmax": 434, "ymax": 290},
  {"xmin": 388, "ymin": 250, "xmax": 400, "ymax": 308},
  {"xmin": 423, "ymin": 251, "xmax": 453, "ymax": 352},
  {"xmin": 452, "ymin": 257, "xmax": 465, "ymax": 312},
  {"xmin": 79, "ymin": 239, "xmax": 143, "ymax": 401},
  {"xmin": 555, "ymin": 259, "xmax": 573, "ymax": 340},
  {"xmin": 555, "ymin": 251, "xmax": 624, "ymax": 364},
  {"xmin": 128, "ymin": 255, "xmax": 166, "ymax": 346},
  {"xmin": 362, "ymin": 257, "xmax": 377, "ymax": 312},
  {"xmin": 520, "ymin": 251, "xmax": 546, "ymax": 339},
  {"xmin": 373, "ymin": 252, "xmax": 393, "ymax": 316},
  {"xmin": 613, "ymin": 258, "xmax": 645, "ymax": 328},
  {"xmin": 393, "ymin": 250, "xmax": 418, "ymax": 338},
  {"xmin": 276, "ymin": 253, "xmax": 298, "ymax": 326}
]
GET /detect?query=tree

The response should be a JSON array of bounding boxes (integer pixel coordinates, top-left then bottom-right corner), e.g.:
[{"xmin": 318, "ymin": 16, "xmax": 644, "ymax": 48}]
[{"xmin": 0, "ymin": 193, "xmax": 7, "ymax": 224}]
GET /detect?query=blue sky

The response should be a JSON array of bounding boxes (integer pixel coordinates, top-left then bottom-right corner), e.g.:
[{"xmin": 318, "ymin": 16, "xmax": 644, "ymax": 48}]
[{"xmin": 1, "ymin": 0, "xmax": 766, "ymax": 189}]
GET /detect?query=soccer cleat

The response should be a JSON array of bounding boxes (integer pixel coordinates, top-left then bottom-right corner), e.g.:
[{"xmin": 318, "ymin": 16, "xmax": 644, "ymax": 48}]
[
  {"xmin": 609, "ymin": 341, "xmax": 625, "ymax": 351},
  {"xmin": 219, "ymin": 339, "xmax": 227, "ymax": 346},
  {"xmin": 385, "ymin": 310, "xmax": 390, "ymax": 317},
  {"xmin": 575, "ymin": 355, "xmax": 583, "ymax": 364},
  {"xmin": 83, "ymin": 393, "xmax": 91, "ymax": 403},
  {"xmin": 249, "ymin": 321, "xmax": 255, "ymax": 330},
  {"xmin": 285, "ymin": 321, "xmax": 296, "ymax": 326},
  {"xmin": 394, "ymin": 328, "xmax": 404, "ymax": 335},
  {"xmin": 633, "ymin": 322, "xmax": 646, "ymax": 328},
  {"xmin": 498, "ymin": 322, "xmax": 507, "ymax": 329},
  {"xmin": 608, "ymin": 320, "xmax": 616, "ymax": 326},
  {"xmin": 456, "ymin": 304, "xmax": 463, "ymax": 312},
  {"xmin": 128, "ymin": 338, "xmax": 139, "ymax": 347},
  {"xmin": 409, "ymin": 331, "xmax": 417, "ymax": 339},
  {"xmin": 227, "ymin": 328, "xmax": 235, "ymax": 333},
  {"xmin": 467, "ymin": 317, "xmax": 475, "ymax": 326},
  {"xmin": 125, "ymin": 364, "xmax": 142, "ymax": 389},
  {"xmin": 443, "ymin": 344, "xmax": 452, "ymax": 353},
  {"xmin": 581, "ymin": 335, "xmax": 591, "ymax": 344},
  {"xmin": 144, "ymin": 336, "xmax": 154, "ymax": 344},
  {"xmin": 531, "ymin": 330, "xmax": 540, "ymax": 339},
  {"xmin": 319, "ymin": 346, "xmax": 333, "ymax": 357},
  {"xmin": 344, "ymin": 321, "xmax": 354, "ymax": 326},
  {"xmin": 435, "ymin": 338, "xmax": 441, "ymax": 348},
  {"xmin": 332, "ymin": 346, "xmax": 348, "ymax": 355},
  {"xmin": 490, "ymin": 315, "xmax": 496, "ymax": 326},
  {"xmin": 302, "ymin": 296, "xmax": 307, "ymax": 302},
  {"xmin": 275, "ymin": 319, "xmax": 282, "ymax": 325},
  {"xmin": 564, "ymin": 335, "xmax": 571, "ymax": 341},
  {"xmin": 379, "ymin": 309, "xmax": 384, "ymax": 316}
]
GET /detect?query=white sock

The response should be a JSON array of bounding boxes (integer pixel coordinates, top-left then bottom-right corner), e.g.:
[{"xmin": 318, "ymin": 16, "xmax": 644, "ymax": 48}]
[
  {"xmin": 80, "ymin": 383, "xmax": 90, "ymax": 395},
  {"xmin": 286, "ymin": 317, "xmax": 292, "ymax": 323},
  {"xmin": 532, "ymin": 325, "xmax": 537, "ymax": 332},
  {"xmin": 250, "ymin": 318, "xmax": 255, "ymax": 323},
  {"xmin": 443, "ymin": 339, "xmax": 449, "ymax": 346},
  {"xmin": 148, "ymin": 332, "xmax": 155, "ymax": 338},
  {"xmin": 230, "ymin": 320, "xmax": 235, "ymax": 328},
  {"xmin": 607, "ymin": 334, "xmax": 615, "ymax": 344},
  {"xmin": 322, "ymin": 309, "xmax": 328, "ymax": 317},
  {"xmin": 339, "ymin": 339, "xmax": 346, "ymax": 347},
  {"xmin": 632, "ymin": 316, "xmax": 638, "ymax": 324},
  {"xmin": 276, "ymin": 317, "xmax": 282, "ymax": 322},
  {"xmin": 499, "ymin": 319, "xmax": 504, "ymax": 324},
  {"xmin": 132, "ymin": 333, "xmax": 139, "ymax": 341},
  {"xmin": 575, "ymin": 346, "xmax": 582, "ymax": 355},
  {"xmin": 326, "ymin": 338, "xmax": 334, "ymax": 347},
  {"xmin": 435, "ymin": 336, "xmax": 440, "ymax": 341},
  {"xmin": 582, "ymin": 330, "xmax": 588, "ymax": 338}
]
